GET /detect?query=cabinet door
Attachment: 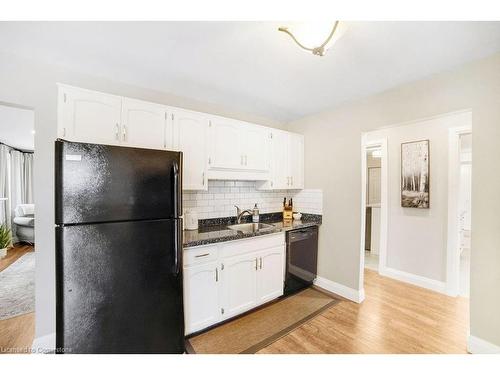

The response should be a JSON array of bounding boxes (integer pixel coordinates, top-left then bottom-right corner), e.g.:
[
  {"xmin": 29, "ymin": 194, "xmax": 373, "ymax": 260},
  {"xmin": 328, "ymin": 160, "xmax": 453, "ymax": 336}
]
[
  {"xmin": 58, "ymin": 86, "xmax": 122, "ymax": 145},
  {"xmin": 208, "ymin": 118, "xmax": 244, "ymax": 170},
  {"xmin": 257, "ymin": 246, "xmax": 285, "ymax": 304},
  {"xmin": 173, "ymin": 109, "xmax": 209, "ymax": 190},
  {"xmin": 241, "ymin": 123, "xmax": 269, "ymax": 171},
  {"xmin": 272, "ymin": 130, "xmax": 290, "ymax": 189},
  {"xmin": 183, "ymin": 262, "xmax": 220, "ymax": 335},
  {"xmin": 121, "ymin": 98, "xmax": 168, "ymax": 150},
  {"xmin": 288, "ymin": 133, "xmax": 304, "ymax": 189},
  {"xmin": 220, "ymin": 252, "xmax": 258, "ymax": 319}
]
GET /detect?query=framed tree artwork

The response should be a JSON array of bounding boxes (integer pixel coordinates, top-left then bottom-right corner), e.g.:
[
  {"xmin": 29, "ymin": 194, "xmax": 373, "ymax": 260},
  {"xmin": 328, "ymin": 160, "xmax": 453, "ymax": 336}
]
[{"xmin": 401, "ymin": 140, "xmax": 430, "ymax": 208}]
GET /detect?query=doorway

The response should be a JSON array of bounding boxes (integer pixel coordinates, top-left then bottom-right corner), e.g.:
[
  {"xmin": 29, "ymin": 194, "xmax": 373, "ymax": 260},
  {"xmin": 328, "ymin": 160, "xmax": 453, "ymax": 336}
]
[
  {"xmin": 359, "ymin": 136, "xmax": 388, "ymax": 290},
  {"xmin": 446, "ymin": 125, "xmax": 472, "ymax": 298},
  {"xmin": 0, "ymin": 103, "xmax": 35, "ymax": 352},
  {"xmin": 458, "ymin": 133, "xmax": 472, "ymax": 297},
  {"xmin": 364, "ymin": 146, "xmax": 382, "ymax": 271}
]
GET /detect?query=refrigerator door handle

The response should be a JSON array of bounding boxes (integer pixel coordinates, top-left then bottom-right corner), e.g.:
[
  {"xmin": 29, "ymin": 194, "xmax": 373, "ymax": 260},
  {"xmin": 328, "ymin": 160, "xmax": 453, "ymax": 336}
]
[
  {"xmin": 173, "ymin": 219, "xmax": 182, "ymax": 276},
  {"xmin": 172, "ymin": 158, "xmax": 182, "ymax": 217}
]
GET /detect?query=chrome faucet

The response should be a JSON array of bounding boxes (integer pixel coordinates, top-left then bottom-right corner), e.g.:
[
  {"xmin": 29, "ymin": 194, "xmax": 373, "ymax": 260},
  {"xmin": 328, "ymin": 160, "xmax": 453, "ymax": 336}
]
[{"xmin": 235, "ymin": 205, "xmax": 253, "ymax": 223}]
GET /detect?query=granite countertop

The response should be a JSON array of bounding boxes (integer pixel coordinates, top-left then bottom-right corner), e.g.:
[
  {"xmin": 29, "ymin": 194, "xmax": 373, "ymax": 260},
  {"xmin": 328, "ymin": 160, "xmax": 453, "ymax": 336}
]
[{"xmin": 183, "ymin": 213, "xmax": 322, "ymax": 248}]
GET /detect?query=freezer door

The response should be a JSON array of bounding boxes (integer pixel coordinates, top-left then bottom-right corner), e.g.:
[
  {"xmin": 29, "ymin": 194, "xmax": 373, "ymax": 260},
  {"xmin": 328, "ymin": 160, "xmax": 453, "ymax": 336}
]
[
  {"xmin": 55, "ymin": 140, "xmax": 182, "ymax": 224},
  {"xmin": 56, "ymin": 219, "xmax": 184, "ymax": 354}
]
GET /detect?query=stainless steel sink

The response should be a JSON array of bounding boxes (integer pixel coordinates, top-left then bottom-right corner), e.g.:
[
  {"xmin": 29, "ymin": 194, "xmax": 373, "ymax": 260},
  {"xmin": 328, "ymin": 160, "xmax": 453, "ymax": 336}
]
[{"xmin": 226, "ymin": 223, "xmax": 276, "ymax": 233}]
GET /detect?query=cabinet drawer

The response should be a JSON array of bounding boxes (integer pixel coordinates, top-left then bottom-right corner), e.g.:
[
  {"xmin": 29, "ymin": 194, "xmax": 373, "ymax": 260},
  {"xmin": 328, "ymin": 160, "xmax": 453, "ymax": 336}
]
[
  {"xmin": 219, "ymin": 232, "xmax": 285, "ymax": 258},
  {"xmin": 184, "ymin": 245, "xmax": 218, "ymax": 266}
]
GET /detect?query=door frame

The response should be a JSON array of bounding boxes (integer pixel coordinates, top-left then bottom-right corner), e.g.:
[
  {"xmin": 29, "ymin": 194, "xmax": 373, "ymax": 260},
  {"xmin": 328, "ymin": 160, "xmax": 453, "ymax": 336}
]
[
  {"xmin": 446, "ymin": 125, "xmax": 472, "ymax": 296},
  {"xmin": 359, "ymin": 135, "xmax": 388, "ymax": 287}
]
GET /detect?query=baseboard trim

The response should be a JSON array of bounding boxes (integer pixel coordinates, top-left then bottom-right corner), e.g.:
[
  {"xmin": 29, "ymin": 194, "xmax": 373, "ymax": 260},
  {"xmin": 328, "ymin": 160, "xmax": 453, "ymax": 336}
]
[
  {"xmin": 314, "ymin": 276, "xmax": 365, "ymax": 303},
  {"xmin": 467, "ymin": 335, "xmax": 500, "ymax": 354},
  {"xmin": 31, "ymin": 332, "xmax": 55, "ymax": 354},
  {"xmin": 379, "ymin": 266, "xmax": 447, "ymax": 295}
]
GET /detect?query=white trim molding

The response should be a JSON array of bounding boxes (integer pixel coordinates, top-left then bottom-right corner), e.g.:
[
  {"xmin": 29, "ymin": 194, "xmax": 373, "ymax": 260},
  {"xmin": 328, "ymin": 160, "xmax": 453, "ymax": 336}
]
[
  {"xmin": 446, "ymin": 120, "xmax": 472, "ymax": 297},
  {"xmin": 467, "ymin": 335, "xmax": 500, "ymax": 354},
  {"xmin": 31, "ymin": 332, "xmax": 55, "ymax": 354},
  {"xmin": 359, "ymin": 135, "xmax": 389, "ymax": 287},
  {"xmin": 314, "ymin": 276, "xmax": 365, "ymax": 303},
  {"xmin": 379, "ymin": 266, "xmax": 448, "ymax": 295}
]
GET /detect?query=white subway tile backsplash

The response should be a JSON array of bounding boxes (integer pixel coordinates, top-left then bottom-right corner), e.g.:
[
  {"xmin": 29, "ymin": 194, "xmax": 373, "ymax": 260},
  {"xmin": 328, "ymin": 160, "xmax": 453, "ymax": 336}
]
[{"xmin": 182, "ymin": 180, "xmax": 323, "ymax": 219}]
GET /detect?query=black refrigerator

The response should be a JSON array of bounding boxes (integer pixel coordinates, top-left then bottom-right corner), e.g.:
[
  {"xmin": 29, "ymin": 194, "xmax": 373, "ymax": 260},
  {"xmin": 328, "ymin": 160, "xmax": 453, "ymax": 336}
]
[{"xmin": 55, "ymin": 139, "xmax": 184, "ymax": 354}]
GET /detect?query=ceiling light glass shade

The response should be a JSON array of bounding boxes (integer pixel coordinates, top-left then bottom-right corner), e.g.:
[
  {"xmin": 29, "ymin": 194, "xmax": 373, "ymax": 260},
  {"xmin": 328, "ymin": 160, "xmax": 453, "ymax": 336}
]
[{"xmin": 278, "ymin": 21, "xmax": 346, "ymax": 56}]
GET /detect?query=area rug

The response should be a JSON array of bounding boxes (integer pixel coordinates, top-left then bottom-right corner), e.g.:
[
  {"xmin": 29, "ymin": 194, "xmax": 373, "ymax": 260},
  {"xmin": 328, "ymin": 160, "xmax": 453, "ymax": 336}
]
[
  {"xmin": 187, "ymin": 287, "xmax": 339, "ymax": 354},
  {"xmin": 0, "ymin": 252, "xmax": 35, "ymax": 320}
]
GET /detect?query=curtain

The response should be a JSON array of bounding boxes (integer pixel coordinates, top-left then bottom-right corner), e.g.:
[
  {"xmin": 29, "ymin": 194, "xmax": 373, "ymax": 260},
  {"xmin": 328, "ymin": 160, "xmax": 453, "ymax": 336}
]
[
  {"xmin": 22, "ymin": 152, "xmax": 34, "ymax": 203},
  {"xmin": 0, "ymin": 147, "xmax": 34, "ymax": 240},
  {"xmin": 9, "ymin": 149, "xmax": 34, "ymax": 218},
  {"xmin": 0, "ymin": 144, "xmax": 11, "ymax": 228}
]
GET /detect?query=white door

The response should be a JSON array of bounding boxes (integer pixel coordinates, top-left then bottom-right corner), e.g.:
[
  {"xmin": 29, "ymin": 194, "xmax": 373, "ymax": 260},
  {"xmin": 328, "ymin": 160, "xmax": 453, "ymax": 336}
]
[
  {"xmin": 173, "ymin": 109, "xmax": 209, "ymax": 190},
  {"xmin": 220, "ymin": 252, "xmax": 258, "ymax": 319},
  {"xmin": 121, "ymin": 98, "xmax": 168, "ymax": 150},
  {"xmin": 208, "ymin": 118, "xmax": 244, "ymax": 170},
  {"xmin": 241, "ymin": 123, "xmax": 269, "ymax": 171},
  {"xmin": 288, "ymin": 133, "xmax": 304, "ymax": 189},
  {"xmin": 58, "ymin": 86, "xmax": 122, "ymax": 144},
  {"xmin": 272, "ymin": 130, "xmax": 290, "ymax": 189},
  {"xmin": 256, "ymin": 246, "xmax": 285, "ymax": 304},
  {"xmin": 183, "ymin": 262, "xmax": 220, "ymax": 335}
]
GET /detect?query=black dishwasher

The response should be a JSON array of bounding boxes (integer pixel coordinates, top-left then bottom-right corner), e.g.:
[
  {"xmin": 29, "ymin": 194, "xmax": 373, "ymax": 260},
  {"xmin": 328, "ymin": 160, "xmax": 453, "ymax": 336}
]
[{"xmin": 284, "ymin": 226, "xmax": 318, "ymax": 296}]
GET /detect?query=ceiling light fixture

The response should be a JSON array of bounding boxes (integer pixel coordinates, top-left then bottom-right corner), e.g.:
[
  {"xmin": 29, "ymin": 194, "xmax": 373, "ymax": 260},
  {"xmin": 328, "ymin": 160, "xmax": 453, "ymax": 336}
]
[{"xmin": 278, "ymin": 21, "xmax": 340, "ymax": 56}]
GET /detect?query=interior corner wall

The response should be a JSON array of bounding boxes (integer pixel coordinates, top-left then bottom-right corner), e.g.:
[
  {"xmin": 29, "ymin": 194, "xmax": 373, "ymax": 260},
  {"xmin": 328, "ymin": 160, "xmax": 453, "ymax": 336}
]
[
  {"xmin": 288, "ymin": 53, "xmax": 500, "ymax": 347},
  {"xmin": 0, "ymin": 51, "xmax": 285, "ymax": 343},
  {"xmin": 365, "ymin": 111, "xmax": 471, "ymax": 282}
]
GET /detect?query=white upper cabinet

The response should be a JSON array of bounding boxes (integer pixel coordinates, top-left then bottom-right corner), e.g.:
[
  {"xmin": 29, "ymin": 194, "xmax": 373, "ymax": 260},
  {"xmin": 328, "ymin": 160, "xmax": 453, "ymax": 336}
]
[
  {"xmin": 288, "ymin": 133, "xmax": 304, "ymax": 189},
  {"xmin": 172, "ymin": 109, "xmax": 209, "ymax": 191},
  {"xmin": 58, "ymin": 85, "xmax": 122, "ymax": 145},
  {"xmin": 270, "ymin": 129, "xmax": 290, "ymax": 190},
  {"xmin": 207, "ymin": 118, "xmax": 270, "ymax": 179},
  {"xmin": 121, "ymin": 98, "xmax": 169, "ymax": 150},
  {"xmin": 257, "ymin": 130, "xmax": 304, "ymax": 190},
  {"xmin": 57, "ymin": 84, "xmax": 304, "ymax": 187},
  {"xmin": 240, "ymin": 123, "xmax": 270, "ymax": 172},
  {"xmin": 208, "ymin": 117, "xmax": 243, "ymax": 170}
]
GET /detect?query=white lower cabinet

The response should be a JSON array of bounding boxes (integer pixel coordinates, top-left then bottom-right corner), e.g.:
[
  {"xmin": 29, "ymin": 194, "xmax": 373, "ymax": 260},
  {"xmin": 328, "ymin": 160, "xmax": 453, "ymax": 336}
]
[
  {"xmin": 256, "ymin": 246, "xmax": 285, "ymax": 305},
  {"xmin": 183, "ymin": 233, "xmax": 285, "ymax": 335},
  {"xmin": 183, "ymin": 261, "xmax": 221, "ymax": 335},
  {"xmin": 220, "ymin": 252, "xmax": 258, "ymax": 319}
]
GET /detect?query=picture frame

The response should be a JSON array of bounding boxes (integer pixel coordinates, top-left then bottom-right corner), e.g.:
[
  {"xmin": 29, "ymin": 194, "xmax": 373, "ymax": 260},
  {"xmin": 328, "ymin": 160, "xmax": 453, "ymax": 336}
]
[{"xmin": 401, "ymin": 139, "xmax": 430, "ymax": 208}]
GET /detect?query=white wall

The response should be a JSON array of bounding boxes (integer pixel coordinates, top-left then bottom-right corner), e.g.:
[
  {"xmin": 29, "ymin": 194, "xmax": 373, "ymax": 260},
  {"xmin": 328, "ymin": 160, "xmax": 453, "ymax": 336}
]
[
  {"xmin": 366, "ymin": 111, "xmax": 471, "ymax": 282},
  {"xmin": 184, "ymin": 180, "xmax": 322, "ymax": 219},
  {"xmin": 0, "ymin": 104, "xmax": 35, "ymax": 151},
  {"xmin": 288, "ymin": 52, "xmax": 500, "ymax": 347},
  {"xmin": 0, "ymin": 51, "xmax": 286, "ymax": 344}
]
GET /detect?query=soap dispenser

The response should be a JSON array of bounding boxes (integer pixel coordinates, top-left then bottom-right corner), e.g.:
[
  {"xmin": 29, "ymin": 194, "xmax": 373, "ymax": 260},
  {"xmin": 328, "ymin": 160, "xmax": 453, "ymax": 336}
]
[{"xmin": 252, "ymin": 203, "xmax": 260, "ymax": 223}]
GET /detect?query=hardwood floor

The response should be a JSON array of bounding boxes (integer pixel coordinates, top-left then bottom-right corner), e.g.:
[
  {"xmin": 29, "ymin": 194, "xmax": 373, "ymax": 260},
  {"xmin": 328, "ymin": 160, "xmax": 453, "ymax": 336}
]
[
  {"xmin": 0, "ymin": 313, "xmax": 35, "ymax": 354},
  {"xmin": 0, "ymin": 244, "xmax": 33, "ymax": 272},
  {"xmin": 258, "ymin": 269, "xmax": 469, "ymax": 354},
  {"xmin": 0, "ymin": 244, "xmax": 35, "ymax": 354},
  {"xmin": 0, "ymin": 262, "xmax": 468, "ymax": 354}
]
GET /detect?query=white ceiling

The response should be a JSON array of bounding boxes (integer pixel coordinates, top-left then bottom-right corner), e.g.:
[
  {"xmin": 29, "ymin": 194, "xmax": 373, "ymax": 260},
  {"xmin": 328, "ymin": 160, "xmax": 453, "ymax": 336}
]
[
  {"xmin": 0, "ymin": 104, "xmax": 35, "ymax": 151},
  {"xmin": 0, "ymin": 21, "xmax": 500, "ymax": 123}
]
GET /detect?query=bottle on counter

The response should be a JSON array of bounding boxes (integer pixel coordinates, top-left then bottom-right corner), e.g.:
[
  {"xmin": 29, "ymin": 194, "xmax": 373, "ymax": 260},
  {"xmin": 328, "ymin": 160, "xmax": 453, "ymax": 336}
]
[{"xmin": 252, "ymin": 203, "xmax": 260, "ymax": 223}]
